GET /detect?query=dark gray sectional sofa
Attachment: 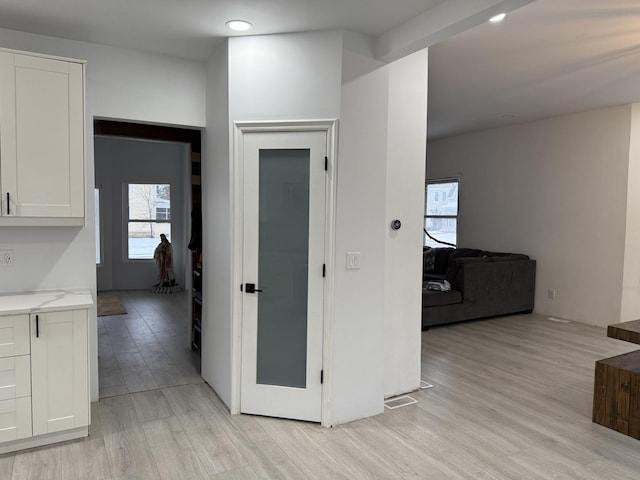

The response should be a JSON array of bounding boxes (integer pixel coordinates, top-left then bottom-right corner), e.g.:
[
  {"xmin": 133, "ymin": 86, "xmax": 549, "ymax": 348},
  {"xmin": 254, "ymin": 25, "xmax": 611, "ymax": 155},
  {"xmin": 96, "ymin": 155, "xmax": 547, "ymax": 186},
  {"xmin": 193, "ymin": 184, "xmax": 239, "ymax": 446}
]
[{"xmin": 422, "ymin": 248, "xmax": 536, "ymax": 329}]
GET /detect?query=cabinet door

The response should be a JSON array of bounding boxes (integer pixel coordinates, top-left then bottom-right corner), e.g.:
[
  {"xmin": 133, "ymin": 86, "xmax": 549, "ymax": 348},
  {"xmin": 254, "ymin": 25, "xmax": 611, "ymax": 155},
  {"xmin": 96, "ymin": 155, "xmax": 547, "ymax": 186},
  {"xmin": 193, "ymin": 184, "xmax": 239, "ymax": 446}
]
[
  {"xmin": 31, "ymin": 310, "xmax": 88, "ymax": 436},
  {"xmin": 0, "ymin": 52, "xmax": 84, "ymax": 218}
]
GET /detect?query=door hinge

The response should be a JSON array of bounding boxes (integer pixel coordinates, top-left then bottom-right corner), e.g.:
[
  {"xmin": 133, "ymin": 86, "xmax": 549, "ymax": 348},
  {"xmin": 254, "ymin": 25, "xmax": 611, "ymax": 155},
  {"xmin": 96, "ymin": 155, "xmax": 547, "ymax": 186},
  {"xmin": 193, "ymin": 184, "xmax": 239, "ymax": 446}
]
[
  {"xmin": 322, "ymin": 264, "xmax": 326, "ymax": 277},
  {"xmin": 321, "ymin": 369, "xmax": 324, "ymax": 384},
  {"xmin": 324, "ymin": 156, "xmax": 328, "ymax": 171}
]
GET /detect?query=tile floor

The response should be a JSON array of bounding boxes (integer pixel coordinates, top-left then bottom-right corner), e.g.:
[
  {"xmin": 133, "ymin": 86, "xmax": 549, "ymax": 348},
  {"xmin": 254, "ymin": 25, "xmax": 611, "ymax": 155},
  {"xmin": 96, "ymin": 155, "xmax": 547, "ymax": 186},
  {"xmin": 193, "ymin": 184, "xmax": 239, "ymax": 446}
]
[{"xmin": 98, "ymin": 290, "xmax": 202, "ymax": 398}]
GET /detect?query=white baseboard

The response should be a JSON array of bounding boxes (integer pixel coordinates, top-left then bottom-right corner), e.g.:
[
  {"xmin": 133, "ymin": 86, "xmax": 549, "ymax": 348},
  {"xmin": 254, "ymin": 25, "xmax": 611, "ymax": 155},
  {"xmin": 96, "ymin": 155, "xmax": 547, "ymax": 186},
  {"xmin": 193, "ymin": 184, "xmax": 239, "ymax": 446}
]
[{"xmin": 0, "ymin": 426, "xmax": 88, "ymax": 454}]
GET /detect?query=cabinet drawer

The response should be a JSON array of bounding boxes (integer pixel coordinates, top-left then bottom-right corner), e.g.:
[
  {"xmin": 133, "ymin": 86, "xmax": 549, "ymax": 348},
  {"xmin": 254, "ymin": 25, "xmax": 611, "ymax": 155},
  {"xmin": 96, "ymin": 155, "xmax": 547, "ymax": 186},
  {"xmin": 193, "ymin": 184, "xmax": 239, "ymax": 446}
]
[
  {"xmin": 0, "ymin": 397, "xmax": 32, "ymax": 443},
  {"xmin": 0, "ymin": 355, "xmax": 30, "ymax": 400},
  {"xmin": 0, "ymin": 315, "xmax": 30, "ymax": 358}
]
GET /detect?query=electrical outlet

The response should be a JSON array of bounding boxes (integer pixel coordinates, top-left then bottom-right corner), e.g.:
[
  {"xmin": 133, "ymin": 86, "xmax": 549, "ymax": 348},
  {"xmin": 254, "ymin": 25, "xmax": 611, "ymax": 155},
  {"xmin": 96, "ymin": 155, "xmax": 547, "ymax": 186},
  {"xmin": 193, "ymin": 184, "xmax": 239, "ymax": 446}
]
[
  {"xmin": 547, "ymin": 289, "xmax": 556, "ymax": 300},
  {"xmin": 346, "ymin": 252, "xmax": 361, "ymax": 270},
  {"xmin": 0, "ymin": 249, "xmax": 14, "ymax": 266}
]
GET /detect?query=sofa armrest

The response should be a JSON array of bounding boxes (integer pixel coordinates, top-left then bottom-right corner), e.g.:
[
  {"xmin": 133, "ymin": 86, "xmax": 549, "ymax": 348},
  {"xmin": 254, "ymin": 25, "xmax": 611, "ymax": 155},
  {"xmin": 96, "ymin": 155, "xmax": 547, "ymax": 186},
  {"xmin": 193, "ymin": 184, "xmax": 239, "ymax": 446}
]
[{"xmin": 454, "ymin": 259, "xmax": 536, "ymax": 313}]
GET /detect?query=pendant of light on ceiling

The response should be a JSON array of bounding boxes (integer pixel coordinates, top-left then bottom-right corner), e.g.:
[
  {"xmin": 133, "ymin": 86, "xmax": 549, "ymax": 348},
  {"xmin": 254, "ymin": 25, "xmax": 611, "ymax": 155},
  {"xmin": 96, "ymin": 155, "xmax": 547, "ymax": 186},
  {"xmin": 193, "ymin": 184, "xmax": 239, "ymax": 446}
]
[{"xmin": 226, "ymin": 20, "xmax": 253, "ymax": 32}]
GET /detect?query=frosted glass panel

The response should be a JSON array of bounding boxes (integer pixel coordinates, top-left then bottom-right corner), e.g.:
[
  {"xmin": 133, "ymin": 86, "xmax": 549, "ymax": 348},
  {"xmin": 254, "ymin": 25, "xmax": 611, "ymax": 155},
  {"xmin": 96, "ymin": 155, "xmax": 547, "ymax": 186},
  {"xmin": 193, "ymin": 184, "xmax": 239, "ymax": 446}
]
[{"xmin": 257, "ymin": 149, "xmax": 310, "ymax": 388}]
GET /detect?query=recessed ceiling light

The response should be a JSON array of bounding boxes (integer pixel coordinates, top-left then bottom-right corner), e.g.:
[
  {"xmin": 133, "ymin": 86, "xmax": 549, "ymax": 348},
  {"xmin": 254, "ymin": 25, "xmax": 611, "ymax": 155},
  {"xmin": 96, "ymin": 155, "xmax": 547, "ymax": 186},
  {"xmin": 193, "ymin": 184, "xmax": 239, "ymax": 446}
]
[
  {"xmin": 489, "ymin": 13, "xmax": 506, "ymax": 23},
  {"xmin": 226, "ymin": 20, "xmax": 253, "ymax": 32}
]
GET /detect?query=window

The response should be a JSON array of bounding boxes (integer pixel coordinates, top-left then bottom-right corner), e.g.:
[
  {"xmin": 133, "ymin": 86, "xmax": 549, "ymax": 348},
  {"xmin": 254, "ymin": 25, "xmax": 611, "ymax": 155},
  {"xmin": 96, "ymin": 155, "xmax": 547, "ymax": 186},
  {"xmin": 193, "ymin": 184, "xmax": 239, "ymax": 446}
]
[
  {"xmin": 127, "ymin": 183, "xmax": 171, "ymax": 259},
  {"xmin": 156, "ymin": 207, "xmax": 171, "ymax": 221},
  {"xmin": 424, "ymin": 179, "xmax": 458, "ymax": 247}
]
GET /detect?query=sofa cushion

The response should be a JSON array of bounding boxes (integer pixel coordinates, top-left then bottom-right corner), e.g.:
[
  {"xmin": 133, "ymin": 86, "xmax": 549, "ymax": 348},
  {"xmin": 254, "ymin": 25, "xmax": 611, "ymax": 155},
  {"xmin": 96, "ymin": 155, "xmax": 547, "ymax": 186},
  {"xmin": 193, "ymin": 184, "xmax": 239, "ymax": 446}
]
[
  {"xmin": 433, "ymin": 248, "xmax": 455, "ymax": 274},
  {"xmin": 422, "ymin": 288, "xmax": 462, "ymax": 308},
  {"xmin": 424, "ymin": 273, "xmax": 446, "ymax": 282},
  {"xmin": 445, "ymin": 249, "xmax": 485, "ymax": 284},
  {"xmin": 448, "ymin": 248, "xmax": 484, "ymax": 262}
]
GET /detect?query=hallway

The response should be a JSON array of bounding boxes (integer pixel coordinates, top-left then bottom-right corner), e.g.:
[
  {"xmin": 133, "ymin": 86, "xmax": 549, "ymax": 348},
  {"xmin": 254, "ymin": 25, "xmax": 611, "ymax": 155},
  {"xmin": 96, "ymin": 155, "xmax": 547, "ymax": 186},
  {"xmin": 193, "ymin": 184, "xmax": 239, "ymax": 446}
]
[{"xmin": 98, "ymin": 290, "xmax": 201, "ymax": 398}]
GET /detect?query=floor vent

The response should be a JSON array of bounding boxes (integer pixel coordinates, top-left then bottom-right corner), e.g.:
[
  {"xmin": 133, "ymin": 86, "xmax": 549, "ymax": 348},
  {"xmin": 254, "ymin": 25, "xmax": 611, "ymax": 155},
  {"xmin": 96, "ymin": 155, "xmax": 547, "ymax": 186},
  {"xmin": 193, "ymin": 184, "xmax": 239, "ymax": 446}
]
[
  {"xmin": 547, "ymin": 317, "xmax": 571, "ymax": 324},
  {"xmin": 384, "ymin": 395, "xmax": 418, "ymax": 410},
  {"xmin": 419, "ymin": 380, "xmax": 434, "ymax": 390}
]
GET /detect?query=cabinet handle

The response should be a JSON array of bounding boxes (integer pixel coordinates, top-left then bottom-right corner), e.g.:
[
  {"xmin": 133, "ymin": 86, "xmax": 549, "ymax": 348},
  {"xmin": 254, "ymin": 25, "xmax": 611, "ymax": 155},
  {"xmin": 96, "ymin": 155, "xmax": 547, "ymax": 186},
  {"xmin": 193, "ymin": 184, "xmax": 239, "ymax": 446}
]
[
  {"xmin": 6, "ymin": 193, "xmax": 8, "ymax": 215},
  {"xmin": 36, "ymin": 314, "xmax": 39, "ymax": 338}
]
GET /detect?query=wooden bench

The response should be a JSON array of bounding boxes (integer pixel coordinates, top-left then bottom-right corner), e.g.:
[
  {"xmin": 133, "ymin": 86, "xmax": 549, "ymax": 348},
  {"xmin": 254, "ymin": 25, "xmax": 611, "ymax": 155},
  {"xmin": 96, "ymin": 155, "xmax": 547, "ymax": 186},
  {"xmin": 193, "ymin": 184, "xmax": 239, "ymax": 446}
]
[{"xmin": 593, "ymin": 320, "xmax": 640, "ymax": 439}]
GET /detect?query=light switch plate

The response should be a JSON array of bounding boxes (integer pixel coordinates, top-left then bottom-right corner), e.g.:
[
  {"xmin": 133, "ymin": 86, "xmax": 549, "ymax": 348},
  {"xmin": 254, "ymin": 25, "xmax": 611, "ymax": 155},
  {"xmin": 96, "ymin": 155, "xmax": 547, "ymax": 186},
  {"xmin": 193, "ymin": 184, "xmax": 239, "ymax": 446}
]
[{"xmin": 346, "ymin": 252, "xmax": 360, "ymax": 270}]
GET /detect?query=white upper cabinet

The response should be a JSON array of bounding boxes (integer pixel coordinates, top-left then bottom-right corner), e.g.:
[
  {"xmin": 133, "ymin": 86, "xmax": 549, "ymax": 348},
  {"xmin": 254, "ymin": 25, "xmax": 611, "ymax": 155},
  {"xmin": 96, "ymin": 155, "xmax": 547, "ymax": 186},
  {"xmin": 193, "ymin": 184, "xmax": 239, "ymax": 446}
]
[{"xmin": 0, "ymin": 50, "xmax": 85, "ymax": 226}]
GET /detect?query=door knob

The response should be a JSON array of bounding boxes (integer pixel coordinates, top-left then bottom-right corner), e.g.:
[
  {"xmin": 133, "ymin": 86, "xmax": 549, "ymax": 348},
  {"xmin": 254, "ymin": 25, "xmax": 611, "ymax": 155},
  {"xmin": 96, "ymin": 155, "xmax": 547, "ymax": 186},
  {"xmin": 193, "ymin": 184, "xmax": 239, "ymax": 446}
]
[{"xmin": 245, "ymin": 283, "xmax": 262, "ymax": 293}]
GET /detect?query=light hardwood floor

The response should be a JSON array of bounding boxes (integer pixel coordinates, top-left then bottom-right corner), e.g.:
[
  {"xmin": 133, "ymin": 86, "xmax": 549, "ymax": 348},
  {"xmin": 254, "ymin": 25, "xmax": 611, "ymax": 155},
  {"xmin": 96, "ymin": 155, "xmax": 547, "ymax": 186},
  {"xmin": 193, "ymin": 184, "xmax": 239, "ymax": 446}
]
[{"xmin": 2, "ymin": 311, "xmax": 640, "ymax": 479}]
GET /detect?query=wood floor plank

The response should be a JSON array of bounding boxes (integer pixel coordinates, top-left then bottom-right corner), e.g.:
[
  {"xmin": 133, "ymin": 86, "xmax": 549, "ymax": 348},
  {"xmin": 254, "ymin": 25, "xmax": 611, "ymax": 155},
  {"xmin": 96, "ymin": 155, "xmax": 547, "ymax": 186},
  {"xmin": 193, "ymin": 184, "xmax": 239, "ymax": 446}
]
[
  {"xmin": 177, "ymin": 410, "xmax": 248, "ymax": 475},
  {"xmin": 209, "ymin": 465, "xmax": 260, "ymax": 479},
  {"xmin": 162, "ymin": 383, "xmax": 219, "ymax": 417},
  {"xmin": 216, "ymin": 419, "xmax": 308, "ymax": 480},
  {"xmin": 0, "ymin": 453, "xmax": 15, "ymax": 479},
  {"xmin": 97, "ymin": 394, "xmax": 143, "ymax": 436},
  {"xmin": 60, "ymin": 438, "xmax": 112, "ymax": 480},
  {"xmin": 142, "ymin": 416, "xmax": 209, "ymax": 480},
  {"xmin": 264, "ymin": 421, "xmax": 358, "ymax": 480},
  {"xmin": 130, "ymin": 389, "xmax": 174, "ymax": 423},
  {"xmin": 12, "ymin": 445, "xmax": 62, "ymax": 480},
  {"xmin": 103, "ymin": 426, "xmax": 161, "ymax": 479},
  {"xmin": 89, "ymin": 401, "xmax": 105, "ymax": 439}
]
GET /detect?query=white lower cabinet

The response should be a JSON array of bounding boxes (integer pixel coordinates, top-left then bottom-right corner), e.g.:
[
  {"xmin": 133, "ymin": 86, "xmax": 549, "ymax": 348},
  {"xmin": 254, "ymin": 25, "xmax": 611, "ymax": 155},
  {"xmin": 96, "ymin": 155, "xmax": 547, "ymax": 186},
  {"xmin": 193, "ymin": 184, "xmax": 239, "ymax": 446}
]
[
  {"xmin": 0, "ymin": 314, "xmax": 30, "ymax": 358},
  {"xmin": 0, "ymin": 308, "xmax": 88, "ymax": 451},
  {"xmin": 31, "ymin": 310, "xmax": 88, "ymax": 435},
  {"xmin": 0, "ymin": 355, "xmax": 31, "ymax": 400},
  {"xmin": 0, "ymin": 397, "xmax": 32, "ymax": 442}
]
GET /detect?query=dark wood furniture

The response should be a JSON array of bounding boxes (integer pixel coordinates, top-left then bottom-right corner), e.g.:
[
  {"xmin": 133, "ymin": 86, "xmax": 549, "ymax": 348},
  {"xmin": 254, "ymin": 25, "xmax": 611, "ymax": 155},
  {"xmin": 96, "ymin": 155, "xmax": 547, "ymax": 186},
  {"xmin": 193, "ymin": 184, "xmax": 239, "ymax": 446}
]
[{"xmin": 593, "ymin": 320, "xmax": 640, "ymax": 439}]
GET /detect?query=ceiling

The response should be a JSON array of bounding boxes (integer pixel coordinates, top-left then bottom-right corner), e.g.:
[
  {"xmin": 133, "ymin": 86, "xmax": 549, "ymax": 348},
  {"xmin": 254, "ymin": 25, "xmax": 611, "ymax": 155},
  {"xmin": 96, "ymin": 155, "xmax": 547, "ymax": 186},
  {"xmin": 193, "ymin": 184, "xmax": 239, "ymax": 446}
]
[
  {"xmin": 0, "ymin": 0, "xmax": 445, "ymax": 60},
  {"xmin": 0, "ymin": 0, "xmax": 632, "ymax": 142},
  {"xmin": 428, "ymin": 0, "xmax": 640, "ymax": 139}
]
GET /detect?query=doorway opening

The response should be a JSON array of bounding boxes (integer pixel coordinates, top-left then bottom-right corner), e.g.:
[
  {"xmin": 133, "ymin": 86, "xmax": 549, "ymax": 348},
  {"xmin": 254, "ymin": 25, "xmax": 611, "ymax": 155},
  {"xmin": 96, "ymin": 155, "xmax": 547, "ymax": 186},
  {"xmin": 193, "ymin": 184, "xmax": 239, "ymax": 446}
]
[{"xmin": 94, "ymin": 120, "xmax": 203, "ymax": 398}]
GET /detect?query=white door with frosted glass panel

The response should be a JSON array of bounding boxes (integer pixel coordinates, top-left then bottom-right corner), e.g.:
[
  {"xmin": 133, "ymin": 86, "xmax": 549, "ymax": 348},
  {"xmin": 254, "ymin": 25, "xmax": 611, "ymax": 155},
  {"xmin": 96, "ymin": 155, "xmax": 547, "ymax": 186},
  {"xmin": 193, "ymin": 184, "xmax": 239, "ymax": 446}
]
[{"xmin": 240, "ymin": 130, "xmax": 326, "ymax": 422}]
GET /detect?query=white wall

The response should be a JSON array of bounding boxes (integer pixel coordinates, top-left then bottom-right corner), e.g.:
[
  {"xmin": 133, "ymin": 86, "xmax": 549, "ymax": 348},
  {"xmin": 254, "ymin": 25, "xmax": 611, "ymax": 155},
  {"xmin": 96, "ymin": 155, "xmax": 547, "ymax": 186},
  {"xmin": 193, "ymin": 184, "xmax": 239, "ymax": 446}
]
[
  {"xmin": 202, "ymin": 40, "xmax": 232, "ymax": 406},
  {"xmin": 336, "ymin": 47, "xmax": 428, "ymax": 419},
  {"xmin": 427, "ymin": 105, "xmax": 632, "ymax": 327},
  {"xmin": 336, "ymin": 65, "xmax": 389, "ymax": 422},
  {"xmin": 0, "ymin": 28, "xmax": 206, "ymax": 128},
  {"xmin": 228, "ymin": 31, "xmax": 343, "ymax": 120},
  {"xmin": 383, "ymin": 50, "xmax": 428, "ymax": 398},
  {"xmin": 95, "ymin": 136, "xmax": 188, "ymax": 291},
  {"xmin": 621, "ymin": 103, "xmax": 640, "ymax": 321},
  {"xmin": 0, "ymin": 27, "xmax": 206, "ymax": 401},
  {"xmin": 204, "ymin": 30, "xmax": 344, "ymax": 413}
]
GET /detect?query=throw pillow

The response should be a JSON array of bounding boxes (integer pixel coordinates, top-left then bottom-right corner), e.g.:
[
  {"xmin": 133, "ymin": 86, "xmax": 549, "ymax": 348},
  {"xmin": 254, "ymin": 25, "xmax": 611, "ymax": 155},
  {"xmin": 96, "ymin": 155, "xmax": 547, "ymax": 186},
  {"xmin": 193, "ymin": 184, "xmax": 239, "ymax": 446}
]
[
  {"xmin": 433, "ymin": 248, "xmax": 455, "ymax": 273},
  {"xmin": 423, "ymin": 248, "xmax": 436, "ymax": 272}
]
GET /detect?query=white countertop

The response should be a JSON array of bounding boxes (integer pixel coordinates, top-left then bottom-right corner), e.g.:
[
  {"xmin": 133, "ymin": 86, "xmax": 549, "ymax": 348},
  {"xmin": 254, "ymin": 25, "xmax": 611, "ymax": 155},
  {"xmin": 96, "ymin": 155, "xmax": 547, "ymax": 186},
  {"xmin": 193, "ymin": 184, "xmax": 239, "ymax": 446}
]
[{"xmin": 0, "ymin": 289, "xmax": 93, "ymax": 315}]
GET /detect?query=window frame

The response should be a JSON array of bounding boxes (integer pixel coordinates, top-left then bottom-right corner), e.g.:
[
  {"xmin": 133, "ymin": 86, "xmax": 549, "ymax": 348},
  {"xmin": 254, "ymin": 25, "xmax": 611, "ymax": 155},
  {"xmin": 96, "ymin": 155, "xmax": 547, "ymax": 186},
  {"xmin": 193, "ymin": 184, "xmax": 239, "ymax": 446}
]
[
  {"xmin": 125, "ymin": 183, "xmax": 172, "ymax": 261},
  {"xmin": 424, "ymin": 177, "xmax": 459, "ymax": 248}
]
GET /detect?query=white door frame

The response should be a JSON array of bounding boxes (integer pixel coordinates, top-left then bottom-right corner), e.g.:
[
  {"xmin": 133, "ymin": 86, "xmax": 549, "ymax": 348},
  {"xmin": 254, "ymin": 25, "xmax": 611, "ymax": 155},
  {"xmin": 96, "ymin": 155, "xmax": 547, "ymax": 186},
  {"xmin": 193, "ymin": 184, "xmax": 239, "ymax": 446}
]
[{"xmin": 230, "ymin": 119, "xmax": 338, "ymax": 426}]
